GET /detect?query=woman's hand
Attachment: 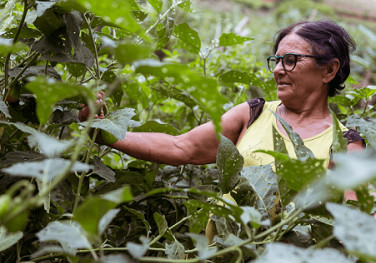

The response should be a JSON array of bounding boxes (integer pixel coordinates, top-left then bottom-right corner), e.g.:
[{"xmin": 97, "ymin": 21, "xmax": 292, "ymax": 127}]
[{"xmin": 78, "ymin": 91, "xmax": 106, "ymax": 122}]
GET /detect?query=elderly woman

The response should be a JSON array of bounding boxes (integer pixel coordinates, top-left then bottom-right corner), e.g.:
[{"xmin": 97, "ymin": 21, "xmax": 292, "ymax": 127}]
[{"xmin": 80, "ymin": 20, "xmax": 363, "ymax": 168}]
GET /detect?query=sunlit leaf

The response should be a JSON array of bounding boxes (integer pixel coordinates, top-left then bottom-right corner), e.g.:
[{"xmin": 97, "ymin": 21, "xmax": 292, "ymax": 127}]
[
  {"xmin": 165, "ymin": 240, "xmax": 185, "ymax": 259},
  {"xmin": 0, "ymin": 121, "xmax": 73, "ymax": 158},
  {"xmin": 36, "ymin": 221, "xmax": 92, "ymax": 255},
  {"xmin": 101, "ymin": 186, "xmax": 133, "ymax": 203},
  {"xmin": 2, "ymin": 159, "xmax": 92, "ymax": 182},
  {"xmin": 218, "ymin": 32, "xmax": 253, "ymax": 46},
  {"xmin": 240, "ymin": 206, "xmax": 262, "ymax": 229},
  {"xmin": 216, "ymin": 135, "xmax": 244, "ymax": 193},
  {"xmin": 147, "ymin": 0, "xmax": 163, "ymax": 13},
  {"xmin": 327, "ymin": 203, "xmax": 376, "ymax": 260},
  {"xmin": 253, "ymin": 242, "xmax": 355, "ymax": 263},
  {"xmin": 219, "ymin": 69, "xmax": 254, "ymax": 84},
  {"xmin": 126, "ymin": 236, "xmax": 149, "ymax": 258},
  {"xmin": 115, "ymin": 42, "xmax": 152, "ymax": 65},
  {"xmin": 188, "ymin": 233, "xmax": 217, "ymax": 260},
  {"xmin": 81, "ymin": 108, "xmax": 140, "ymax": 141},
  {"xmin": 98, "ymin": 208, "xmax": 120, "ymax": 235},
  {"xmin": 0, "ymin": 227, "xmax": 23, "ymax": 252},
  {"xmin": 100, "ymin": 254, "xmax": 133, "ymax": 263},
  {"xmin": 173, "ymin": 23, "xmax": 201, "ymax": 54}
]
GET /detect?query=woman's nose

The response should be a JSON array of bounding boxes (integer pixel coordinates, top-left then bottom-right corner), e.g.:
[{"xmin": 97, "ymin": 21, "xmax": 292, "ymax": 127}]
[{"xmin": 273, "ymin": 60, "xmax": 285, "ymax": 76}]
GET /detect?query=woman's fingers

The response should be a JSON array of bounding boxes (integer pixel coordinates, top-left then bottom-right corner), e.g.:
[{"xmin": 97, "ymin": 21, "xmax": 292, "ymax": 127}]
[{"xmin": 78, "ymin": 92, "xmax": 106, "ymax": 121}]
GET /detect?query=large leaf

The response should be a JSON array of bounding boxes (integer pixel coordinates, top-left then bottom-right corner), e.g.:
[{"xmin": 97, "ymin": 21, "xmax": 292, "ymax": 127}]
[
  {"xmin": 0, "ymin": 227, "xmax": 23, "ymax": 252},
  {"xmin": 115, "ymin": 42, "xmax": 152, "ymax": 65},
  {"xmin": 240, "ymin": 206, "xmax": 262, "ymax": 229},
  {"xmin": 154, "ymin": 212, "xmax": 174, "ymax": 240},
  {"xmin": 98, "ymin": 208, "xmax": 120, "ymax": 235},
  {"xmin": 0, "ymin": 121, "xmax": 73, "ymax": 157},
  {"xmin": 173, "ymin": 23, "xmax": 201, "ymax": 54},
  {"xmin": 132, "ymin": 120, "xmax": 180, "ymax": 135},
  {"xmin": 219, "ymin": 69, "xmax": 255, "ymax": 84},
  {"xmin": 74, "ymin": 0, "xmax": 141, "ymax": 34},
  {"xmin": 26, "ymin": 77, "xmax": 92, "ymax": 125},
  {"xmin": 81, "ymin": 108, "xmax": 139, "ymax": 141},
  {"xmin": 327, "ymin": 203, "xmax": 376, "ymax": 260},
  {"xmin": 253, "ymin": 242, "xmax": 355, "ymax": 263},
  {"xmin": 218, "ymin": 32, "xmax": 253, "ymax": 46},
  {"xmin": 346, "ymin": 115, "xmax": 376, "ymax": 150},
  {"xmin": 2, "ymin": 159, "xmax": 92, "ymax": 182},
  {"xmin": 216, "ymin": 135, "xmax": 244, "ymax": 193},
  {"xmin": 36, "ymin": 221, "xmax": 92, "ymax": 255},
  {"xmin": 240, "ymin": 165, "xmax": 278, "ymax": 221},
  {"xmin": 92, "ymin": 156, "xmax": 116, "ymax": 182},
  {"xmin": 73, "ymin": 197, "xmax": 116, "ymax": 235},
  {"xmin": 330, "ymin": 110, "xmax": 347, "ymax": 153},
  {"xmin": 272, "ymin": 111, "xmax": 314, "ymax": 161}
]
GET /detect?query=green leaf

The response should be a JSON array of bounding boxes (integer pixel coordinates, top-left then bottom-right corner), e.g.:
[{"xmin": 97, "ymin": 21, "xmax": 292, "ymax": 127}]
[
  {"xmin": 126, "ymin": 236, "xmax": 149, "ymax": 258},
  {"xmin": 271, "ymin": 111, "xmax": 314, "ymax": 161},
  {"xmin": 0, "ymin": 227, "xmax": 23, "ymax": 252},
  {"xmin": 2, "ymin": 159, "xmax": 92, "ymax": 182},
  {"xmin": 253, "ymin": 242, "xmax": 355, "ymax": 263},
  {"xmin": 154, "ymin": 212, "xmax": 174, "ymax": 240},
  {"xmin": 177, "ymin": 0, "xmax": 193, "ymax": 12},
  {"xmin": 73, "ymin": 197, "xmax": 116, "ymax": 235},
  {"xmin": 25, "ymin": 77, "xmax": 92, "ymax": 125},
  {"xmin": 348, "ymin": 85, "xmax": 376, "ymax": 101},
  {"xmin": 346, "ymin": 115, "xmax": 376, "ymax": 150},
  {"xmin": 0, "ymin": 121, "xmax": 73, "ymax": 157},
  {"xmin": 81, "ymin": 108, "xmax": 139, "ymax": 141},
  {"xmin": 92, "ymin": 156, "xmax": 116, "ymax": 182},
  {"xmin": 187, "ymin": 233, "xmax": 217, "ymax": 260},
  {"xmin": 216, "ymin": 134, "xmax": 244, "ymax": 193},
  {"xmin": 218, "ymin": 32, "xmax": 253, "ymax": 46},
  {"xmin": 219, "ymin": 69, "xmax": 254, "ymax": 84},
  {"xmin": 115, "ymin": 42, "xmax": 152, "ymax": 65},
  {"xmin": 147, "ymin": 0, "xmax": 163, "ymax": 13},
  {"xmin": 0, "ymin": 101, "xmax": 11, "ymax": 118},
  {"xmin": 330, "ymin": 109, "xmax": 347, "ymax": 153},
  {"xmin": 101, "ymin": 186, "xmax": 133, "ymax": 203},
  {"xmin": 75, "ymin": 0, "xmax": 142, "ymax": 34},
  {"xmin": 0, "ymin": 37, "xmax": 27, "ymax": 56},
  {"xmin": 36, "ymin": 221, "xmax": 92, "ymax": 254},
  {"xmin": 240, "ymin": 165, "xmax": 278, "ymax": 222},
  {"xmin": 165, "ymin": 240, "xmax": 185, "ymax": 259},
  {"xmin": 327, "ymin": 203, "xmax": 376, "ymax": 260},
  {"xmin": 98, "ymin": 208, "xmax": 120, "ymax": 235},
  {"xmin": 100, "ymin": 254, "xmax": 133, "ymax": 263},
  {"xmin": 132, "ymin": 121, "xmax": 180, "ymax": 135},
  {"xmin": 173, "ymin": 23, "xmax": 201, "ymax": 54},
  {"xmin": 124, "ymin": 207, "xmax": 150, "ymax": 236},
  {"xmin": 156, "ymin": 17, "xmax": 174, "ymax": 50},
  {"xmin": 134, "ymin": 60, "xmax": 227, "ymax": 133},
  {"xmin": 240, "ymin": 206, "xmax": 262, "ymax": 229},
  {"xmin": 354, "ymin": 185, "xmax": 374, "ymax": 213}
]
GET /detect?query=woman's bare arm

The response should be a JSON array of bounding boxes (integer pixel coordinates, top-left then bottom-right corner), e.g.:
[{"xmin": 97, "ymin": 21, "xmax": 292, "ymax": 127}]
[{"xmin": 106, "ymin": 102, "xmax": 250, "ymax": 166}]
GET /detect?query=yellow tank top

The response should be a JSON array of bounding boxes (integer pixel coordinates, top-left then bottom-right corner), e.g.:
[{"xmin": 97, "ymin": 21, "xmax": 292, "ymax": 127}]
[{"xmin": 236, "ymin": 101, "xmax": 347, "ymax": 168}]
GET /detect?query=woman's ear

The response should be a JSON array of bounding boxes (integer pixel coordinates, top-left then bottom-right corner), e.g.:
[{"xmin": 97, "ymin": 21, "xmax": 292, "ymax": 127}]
[{"xmin": 323, "ymin": 58, "xmax": 340, "ymax": 83}]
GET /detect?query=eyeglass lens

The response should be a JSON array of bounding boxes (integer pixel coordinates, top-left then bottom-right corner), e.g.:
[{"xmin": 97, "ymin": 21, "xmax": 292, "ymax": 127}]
[{"xmin": 268, "ymin": 54, "xmax": 296, "ymax": 72}]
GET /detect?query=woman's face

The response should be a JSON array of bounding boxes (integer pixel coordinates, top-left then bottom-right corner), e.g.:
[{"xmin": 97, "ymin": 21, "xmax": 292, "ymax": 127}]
[{"xmin": 273, "ymin": 33, "xmax": 328, "ymax": 107}]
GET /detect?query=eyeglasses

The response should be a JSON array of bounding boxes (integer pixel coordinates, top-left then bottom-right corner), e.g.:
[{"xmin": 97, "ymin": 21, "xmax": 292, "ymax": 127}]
[{"xmin": 266, "ymin": 53, "xmax": 322, "ymax": 72}]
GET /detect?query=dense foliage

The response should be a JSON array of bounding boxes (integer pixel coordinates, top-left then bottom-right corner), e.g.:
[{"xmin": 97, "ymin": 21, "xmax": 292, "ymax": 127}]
[{"xmin": 0, "ymin": 0, "xmax": 376, "ymax": 262}]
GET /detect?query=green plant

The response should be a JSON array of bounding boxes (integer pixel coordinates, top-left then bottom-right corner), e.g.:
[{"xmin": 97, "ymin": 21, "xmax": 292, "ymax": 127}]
[{"xmin": 0, "ymin": 0, "xmax": 375, "ymax": 262}]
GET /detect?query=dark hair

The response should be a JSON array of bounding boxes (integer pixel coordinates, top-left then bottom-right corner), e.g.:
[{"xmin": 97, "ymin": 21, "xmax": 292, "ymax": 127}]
[{"xmin": 273, "ymin": 20, "xmax": 356, "ymax": 97}]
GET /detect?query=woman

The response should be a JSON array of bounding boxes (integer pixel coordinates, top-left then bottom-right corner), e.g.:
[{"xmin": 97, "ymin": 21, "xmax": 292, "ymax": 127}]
[{"xmin": 79, "ymin": 20, "xmax": 363, "ymax": 168}]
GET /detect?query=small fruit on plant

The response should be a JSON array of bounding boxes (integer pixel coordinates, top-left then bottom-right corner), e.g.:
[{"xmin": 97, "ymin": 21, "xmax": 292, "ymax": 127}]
[
  {"xmin": 101, "ymin": 130, "xmax": 118, "ymax": 144},
  {"xmin": 0, "ymin": 195, "xmax": 11, "ymax": 219}
]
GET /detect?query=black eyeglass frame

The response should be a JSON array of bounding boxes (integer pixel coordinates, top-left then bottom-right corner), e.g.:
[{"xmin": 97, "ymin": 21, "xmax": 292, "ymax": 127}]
[{"xmin": 266, "ymin": 53, "xmax": 322, "ymax": 73}]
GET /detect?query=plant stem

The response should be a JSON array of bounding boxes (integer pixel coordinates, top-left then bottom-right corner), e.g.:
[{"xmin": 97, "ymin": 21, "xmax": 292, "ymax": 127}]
[
  {"xmin": 72, "ymin": 128, "xmax": 99, "ymax": 213},
  {"xmin": 3, "ymin": 0, "xmax": 29, "ymax": 97},
  {"xmin": 311, "ymin": 234, "xmax": 334, "ymax": 249},
  {"xmin": 83, "ymin": 14, "xmax": 101, "ymax": 80}
]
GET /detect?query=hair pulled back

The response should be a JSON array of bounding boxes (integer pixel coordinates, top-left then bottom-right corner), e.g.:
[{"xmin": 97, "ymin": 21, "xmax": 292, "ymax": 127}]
[{"xmin": 273, "ymin": 20, "xmax": 356, "ymax": 97}]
